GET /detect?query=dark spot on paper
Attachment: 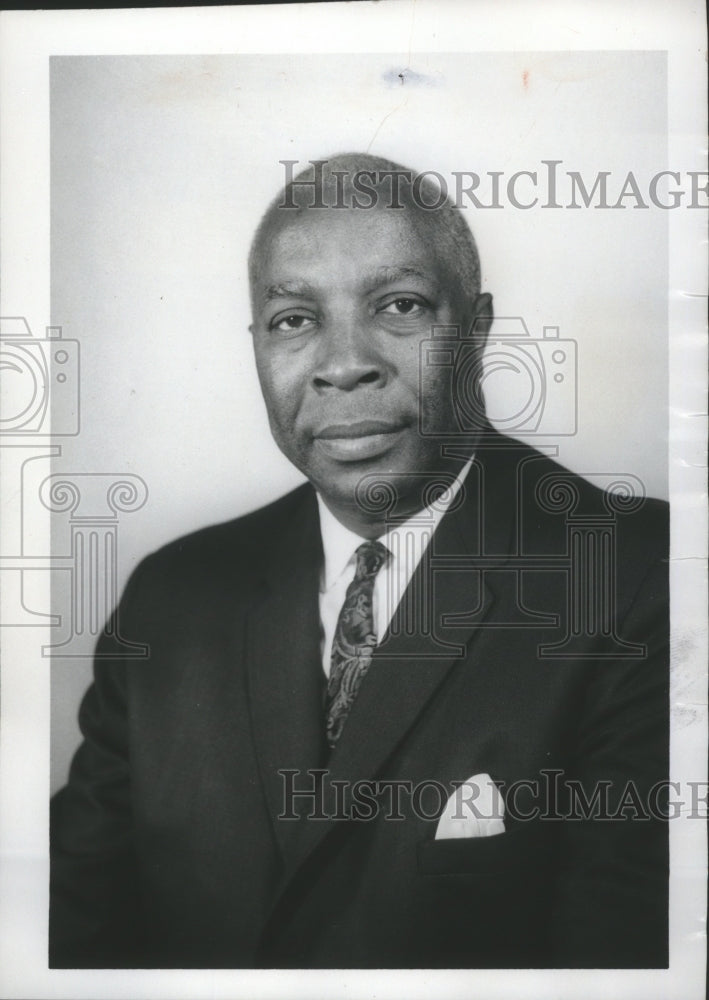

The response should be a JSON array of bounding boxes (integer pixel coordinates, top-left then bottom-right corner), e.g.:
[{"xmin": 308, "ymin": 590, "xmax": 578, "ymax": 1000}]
[{"xmin": 382, "ymin": 67, "xmax": 440, "ymax": 88}]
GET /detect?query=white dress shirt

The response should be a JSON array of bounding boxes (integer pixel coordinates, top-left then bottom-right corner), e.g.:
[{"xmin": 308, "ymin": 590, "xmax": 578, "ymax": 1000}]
[{"xmin": 317, "ymin": 458, "xmax": 474, "ymax": 677}]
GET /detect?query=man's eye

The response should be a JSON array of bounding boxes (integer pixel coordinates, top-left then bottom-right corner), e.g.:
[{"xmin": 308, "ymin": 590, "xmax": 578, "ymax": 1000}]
[
  {"xmin": 271, "ymin": 313, "xmax": 314, "ymax": 333},
  {"xmin": 380, "ymin": 298, "xmax": 424, "ymax": 316}
]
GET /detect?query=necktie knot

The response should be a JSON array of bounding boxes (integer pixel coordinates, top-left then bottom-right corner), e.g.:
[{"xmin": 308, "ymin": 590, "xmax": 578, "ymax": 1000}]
[{"xmin": 354, "ymin": 539, "xmax": 389, "ymax": 581}]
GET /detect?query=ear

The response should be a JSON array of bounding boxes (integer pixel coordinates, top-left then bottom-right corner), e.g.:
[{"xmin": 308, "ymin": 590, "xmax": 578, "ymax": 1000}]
[{"xmin": 469, "ymin": 293, "xmax": 493, "ymax": 348}]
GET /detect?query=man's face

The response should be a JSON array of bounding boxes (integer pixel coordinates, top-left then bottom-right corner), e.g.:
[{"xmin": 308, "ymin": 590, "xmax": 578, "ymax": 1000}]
[{"xmin": 250, "ymin": 205, "xmax": 490, "ymax": 521}]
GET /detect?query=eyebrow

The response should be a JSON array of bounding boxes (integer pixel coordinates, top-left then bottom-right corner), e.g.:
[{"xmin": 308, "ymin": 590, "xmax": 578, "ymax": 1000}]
[
  {"xmin": 260, "ymin": 280, "xmax": 317, "ymax": 305},
  {"xmin": 259, "ymin": 265, "xmax": 439, "ymax": 307},
  {"xmin": 370, "ymin": 265, "xmax": 430, "ymax": 287}
]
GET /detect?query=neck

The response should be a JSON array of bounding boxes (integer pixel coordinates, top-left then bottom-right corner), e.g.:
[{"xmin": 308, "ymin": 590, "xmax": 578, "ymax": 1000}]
[
  {"xmin": 319, "ymin": 447, "xmax": 475, "ymax": 539},
  {"xmin": 318, "ymin": 500, "xmax": 388, "ymax": 539}
]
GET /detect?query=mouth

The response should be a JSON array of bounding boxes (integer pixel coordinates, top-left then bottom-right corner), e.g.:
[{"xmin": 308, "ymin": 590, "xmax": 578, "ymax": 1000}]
[{"xmin": 313, "ymin": 420, "xmax": 406, "ymax": 461}]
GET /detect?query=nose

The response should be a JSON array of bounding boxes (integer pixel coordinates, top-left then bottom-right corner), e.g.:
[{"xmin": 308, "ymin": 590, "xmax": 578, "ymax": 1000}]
[{"xmin": 311, "ymin": 318, "xmax": 386, "ymax": 392}]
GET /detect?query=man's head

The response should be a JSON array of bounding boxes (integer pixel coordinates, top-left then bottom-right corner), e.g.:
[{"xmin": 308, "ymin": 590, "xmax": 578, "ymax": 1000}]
[{"xmin": 248, "ymin": 153, "xmax": 493, "ymax": 535}]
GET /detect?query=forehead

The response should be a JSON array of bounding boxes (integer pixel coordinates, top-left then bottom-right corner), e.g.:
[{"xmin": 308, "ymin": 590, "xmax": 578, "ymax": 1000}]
[{"xmin": 253, "ymin": 205, "xmax": 457, "ymax": 296}]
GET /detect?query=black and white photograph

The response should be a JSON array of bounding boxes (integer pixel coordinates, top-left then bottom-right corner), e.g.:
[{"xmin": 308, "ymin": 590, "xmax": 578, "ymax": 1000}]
[{"xmin": 0, "ymin": 3, "xmax": 706, "ymax": 998}]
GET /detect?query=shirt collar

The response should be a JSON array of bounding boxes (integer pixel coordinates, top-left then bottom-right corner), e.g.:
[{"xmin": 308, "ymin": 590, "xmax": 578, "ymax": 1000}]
[
  {"xmin": 317, "ymin": 500, "xmax": 365, "ymax": 592},
  {"xmin": 316, "ymin": 456, "xmax": 474, "ymax": 592}
]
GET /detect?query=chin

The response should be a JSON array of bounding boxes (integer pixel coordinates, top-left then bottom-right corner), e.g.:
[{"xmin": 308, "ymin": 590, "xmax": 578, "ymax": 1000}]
[{"xmin": 317, "ymin": 462, "xmax": 434, "ymax": 525}]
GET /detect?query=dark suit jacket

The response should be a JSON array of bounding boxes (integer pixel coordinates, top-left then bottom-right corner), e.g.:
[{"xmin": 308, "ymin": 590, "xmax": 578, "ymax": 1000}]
[{"xmin": 50, "ymin": 432, "xmax": 669, "ymax": 968}]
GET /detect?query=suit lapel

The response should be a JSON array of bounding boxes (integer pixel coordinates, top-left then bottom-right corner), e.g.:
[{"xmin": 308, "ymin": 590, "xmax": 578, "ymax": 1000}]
[{"xmin": 246, "ymin": 487, "xmax": 327, "ymax": 859}]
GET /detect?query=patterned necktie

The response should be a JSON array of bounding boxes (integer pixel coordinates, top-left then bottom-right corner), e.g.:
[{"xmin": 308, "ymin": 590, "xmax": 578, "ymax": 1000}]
[{"xmin": 325, "ymin": 540, "xmax": 389, "ymax": 749}]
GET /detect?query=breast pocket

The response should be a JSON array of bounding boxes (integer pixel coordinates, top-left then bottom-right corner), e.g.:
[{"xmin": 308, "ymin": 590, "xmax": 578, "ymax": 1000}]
[
  {"xmin": 416, "ymin": 823, "xmax": 550, "ymax": 877},
  {"xmin": 412, "ymin": 823, "xmax": 556, "ymax": 965}
]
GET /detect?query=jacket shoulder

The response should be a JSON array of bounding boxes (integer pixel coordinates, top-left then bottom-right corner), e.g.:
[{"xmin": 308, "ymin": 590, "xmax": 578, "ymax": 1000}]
[
  {"xmin": 498, "ymin": 439, "xmax": 670, "ymax": 563},
  {"xmin": 130, "ymin": 481, "xmax": 316, "ymax": 584},
  {"xmin": 502, "ymin": 434, "xmax": 667, "ymax": 516}
]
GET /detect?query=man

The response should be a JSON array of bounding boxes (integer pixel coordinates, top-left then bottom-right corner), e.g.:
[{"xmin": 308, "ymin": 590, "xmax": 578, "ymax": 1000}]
[{"xmin": 50, "ymin": 154, "xmax": 669, "ymax": 969}]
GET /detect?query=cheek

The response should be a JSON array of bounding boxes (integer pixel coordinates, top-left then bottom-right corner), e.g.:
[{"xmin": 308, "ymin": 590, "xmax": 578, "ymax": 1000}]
[
  {"xmin": 253, "ymin": 351, "xmax": 302, "ymax": 425},
  {"xmin": 419, "ymin": 365, "xmax": 456, "ymax": 424},
  {"xmin": 389, "ymin": 337, "xmax": 429, "ymax": 398}
]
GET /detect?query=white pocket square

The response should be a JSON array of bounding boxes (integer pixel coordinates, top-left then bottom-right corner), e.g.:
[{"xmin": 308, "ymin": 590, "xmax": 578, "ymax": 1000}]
[{"xmin": 435, "ymin": 772, "xmax": 506, "ymax": 840}]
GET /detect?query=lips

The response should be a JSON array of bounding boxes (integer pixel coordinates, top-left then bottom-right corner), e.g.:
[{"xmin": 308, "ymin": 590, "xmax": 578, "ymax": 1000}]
[
  {"xmin": 313, "ymin": 420, "xmax": 406, "ymax": 461},
  {"xmin": 315, "ymin": 420, "xmax": 403, "ymax": 439}
]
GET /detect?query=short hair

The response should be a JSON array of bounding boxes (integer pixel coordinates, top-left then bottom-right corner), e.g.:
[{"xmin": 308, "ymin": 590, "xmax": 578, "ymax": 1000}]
[{"xmin": 248, "ymin": 152, "xmax": 481, "ymax": 307}]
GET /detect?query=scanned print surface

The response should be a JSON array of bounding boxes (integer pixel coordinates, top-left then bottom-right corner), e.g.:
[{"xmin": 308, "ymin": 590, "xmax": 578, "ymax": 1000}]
[{"xmin": 0, "ymin": 4, "xmax": 706, "ymax": 1000}]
